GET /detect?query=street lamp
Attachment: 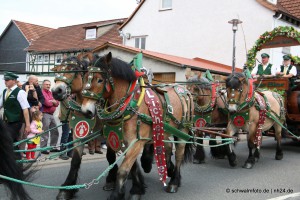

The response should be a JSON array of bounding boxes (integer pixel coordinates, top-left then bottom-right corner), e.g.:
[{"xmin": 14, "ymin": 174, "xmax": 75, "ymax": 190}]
[{"xmin": 228, "ymin": 19, "xmax": 242, "ymax": 73}]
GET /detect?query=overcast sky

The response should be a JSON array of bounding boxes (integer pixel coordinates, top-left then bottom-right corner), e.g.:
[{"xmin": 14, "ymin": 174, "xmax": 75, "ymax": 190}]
[{"xmin": 0, "ymin": 0, "xmax": 139, "ymax": 34}]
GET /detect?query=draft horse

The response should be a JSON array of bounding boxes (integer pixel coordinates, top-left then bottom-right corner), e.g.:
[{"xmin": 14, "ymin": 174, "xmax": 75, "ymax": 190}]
[
  {"xmin": 51, "ymin": 54, "xmax": 154, "ymax": 200},
  {"xmin": 225, "ymin": 72, "xmax": 285, "ymax": 169},
  {"xmin": 187, "ymin": 74, "xmax": 228, "ymax": 163},
  {"xmin": 80, "ymin": 52, "xmax": 194, "ymax": 200},
  {"xmin": 51, "ymin": 54, "xmax": 119, "ymax": 200},
  {"xmin": 0, "ymin": 119, "xmax": 33, "ymax": 200}
]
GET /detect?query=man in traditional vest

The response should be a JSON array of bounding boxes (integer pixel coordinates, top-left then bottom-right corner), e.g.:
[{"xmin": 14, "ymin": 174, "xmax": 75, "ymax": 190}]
[
  {"xmin": 251, "ymin": 53, "xmax": 276, "ymax": 78},
  {"xmin": 0, "ymin": 72, "xmax": 31, "ymax": 159},
  {"xmin": 276, "ymin": 55, "xmax": 297, "ymax": 78}
]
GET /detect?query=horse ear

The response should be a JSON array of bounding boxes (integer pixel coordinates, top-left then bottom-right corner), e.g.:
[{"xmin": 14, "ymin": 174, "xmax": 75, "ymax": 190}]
[
  {"xmin": 77, "ymin": 53, "xmax": 83, "ymax": 61},
  {"xmin": 85, "ymin": 52, "xmax": 94, "ymax": 63},
  {"xmin": 51, "ymin": 66, "xmax": 58, "ymax": 71},
  {"xmin": 106, "ymin": 52, "xmax": 112, "ymax": 63},
  {"xmin": 238, "ymin": 77, "xmax": 246, "ymax": 83}
]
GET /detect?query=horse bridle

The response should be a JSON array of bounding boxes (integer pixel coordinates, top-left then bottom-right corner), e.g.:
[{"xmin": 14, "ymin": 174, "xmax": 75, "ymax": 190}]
[
  {"xmin": 54, "ymin": 61, "xmax": 85, "ymax": 97},
  {"xmin": 227, "ymin": 76, "xmax": 245, "ymax": 106},
  {"xmin": 82, "ymin": 66, "xmax": 114, "ymax": 103}
]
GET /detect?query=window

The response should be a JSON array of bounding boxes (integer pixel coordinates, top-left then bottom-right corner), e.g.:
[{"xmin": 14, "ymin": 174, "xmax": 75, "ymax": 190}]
[
  {"xmin": 44, "ymin": 55, "xmax": 49, "ymax": 62},
  {"xmin": 56, "ymin": 54, "xmax": 62, "ymax": 63},
  {"xmin": 161, "ymin": 0, "xmax": 172, "ymax": 9},
  {"xmin": 85, "ymin": 28, "xmax": 96, "ymax": 39},
  {"xmin": 38, "ymin": 55, "xmax": 43, "ymax": 62},
  {"xmin": 267, "ymin": 0, "xmax": 277, "ymax": 5},
  {"xmin": 135, "ymin": 37, "xmax": 146, "ymax": 49}
]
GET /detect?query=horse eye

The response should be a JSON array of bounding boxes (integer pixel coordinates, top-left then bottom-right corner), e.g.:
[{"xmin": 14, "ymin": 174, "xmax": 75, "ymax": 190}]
[{"xmin": 97, "ymin": 79, "xmax": 103, "ymax": 83}]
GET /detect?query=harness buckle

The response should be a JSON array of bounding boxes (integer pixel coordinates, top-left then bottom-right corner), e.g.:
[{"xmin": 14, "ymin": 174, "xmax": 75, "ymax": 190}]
[{"xmin": 167, "ymin": 105, "xmax": 173, "ymax": 114}]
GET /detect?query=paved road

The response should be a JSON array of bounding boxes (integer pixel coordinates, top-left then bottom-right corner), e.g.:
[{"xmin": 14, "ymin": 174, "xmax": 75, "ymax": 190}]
[{"xmin": 1, "ymin": 137, "xmax": 300, "ymax": 200}]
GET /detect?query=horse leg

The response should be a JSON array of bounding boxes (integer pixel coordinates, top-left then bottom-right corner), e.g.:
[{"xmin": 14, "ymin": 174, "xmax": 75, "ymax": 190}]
[
  {"xmin": 108, "ymin": 140, "xmax": 146, "ymax": 200},
  {"xmin": 210, "ymin": 135, "xmax": 226, "ymax": 159},
  {"xmin": 274, "ymin": 123, "xmax": 283, "ymax": 160},
  {"xmin": 225, "ymin": 124, "xmax": 237, "ymax": 167},
  {"xmin": 140, "ymin": 143, "xmax": 154, "ymax": 173},
  {"xmin": 165, "ymin": 137, "xmax": 193, "ymax": 193},
  {"xmin": 165, "ymin": 138, "xmax": 175, "ymax": 178},
  {"xmin": 242, "ymin": 139, "xmax": 256, "ymax": 169},
  {"xmin": 193, "ymin": 132, "xmax": 205, "ymax": 164},
  {"xmin": 56, "ymin": 144, "xmax": 84, "ymax": 200},
  {"xmin": 128, "ymin": 160, "xmax": 146, "ymax": 200},
  {"xmin": 103, "ymin": 145, "xmax": 118, "ymax": 191}
]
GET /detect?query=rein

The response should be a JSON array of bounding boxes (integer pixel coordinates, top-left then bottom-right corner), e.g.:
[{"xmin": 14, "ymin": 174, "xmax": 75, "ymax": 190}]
[{"xmin": 54, "ymin": 61, "xmax": 85, "ymax": 98}]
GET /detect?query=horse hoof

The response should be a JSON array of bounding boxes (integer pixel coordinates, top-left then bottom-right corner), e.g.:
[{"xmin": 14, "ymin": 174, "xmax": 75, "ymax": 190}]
[
  {"xmin": 165, "ymin": 185, "xmax": 178, "ymax": 193},
  {"xmin": 229, "ymin": 160, "xmax": 237, "ymax": 167},
  {"xmin": 56, "ymin": 190, "xmax": 72, "ymax": 200},
  {"xmin": 128, "ymin": 194, "xmax": 142, "ymax": 200},
  {"xmin": 103, "ymin": 182, "xmax": 116, "ymax": 191},
  {"xmin": 193, "ymin": 159, "xmax": 205, "ymax": 164},
  {"xmin": 242, "ymin": 162, "xmax": 254, "ymax": 169},
  {"xmin": 275, "ymin": 154, "xmax": 283, "ymax": 160}
]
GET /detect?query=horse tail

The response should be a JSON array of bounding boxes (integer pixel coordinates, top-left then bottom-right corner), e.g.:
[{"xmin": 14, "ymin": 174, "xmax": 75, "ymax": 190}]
[
  {"xmin": 176, "ymin": 134, "xmax": 194, "ymax": 164},
  {"xmin": 0, "ymin": 119, "xmax": 33, "ymax": 200}
]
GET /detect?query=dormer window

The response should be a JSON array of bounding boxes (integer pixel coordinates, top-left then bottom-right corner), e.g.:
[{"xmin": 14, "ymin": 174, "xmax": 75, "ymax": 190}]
[
  {"xmin": 267, "ymin": 0, "xmax": 277, "ymax": 5},
  {"xmin": 85, "ymin": 28, "xmax": 96, "ymax": 39},
  {"xmin": 161, "ymin": 0, "xmax": 172, "ymax": 10}
]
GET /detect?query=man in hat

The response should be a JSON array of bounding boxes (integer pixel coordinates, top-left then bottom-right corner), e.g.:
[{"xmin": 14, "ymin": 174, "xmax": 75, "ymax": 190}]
[
  {"xmin": 251, "ymin": 53, "xmax": 277, "ymax": 78},
  {"xmin": 276, "ymin": 55, "xmax": 297, "ymax": 78},
  {"xmin": 0, "ymin": 72, "xmax": 31, "ymax": 159}
]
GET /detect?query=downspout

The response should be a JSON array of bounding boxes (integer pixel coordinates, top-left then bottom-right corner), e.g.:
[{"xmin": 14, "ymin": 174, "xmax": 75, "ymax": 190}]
[{"xmin": 119, "ymin": 30, "xmax": 126, "ymax": 45}]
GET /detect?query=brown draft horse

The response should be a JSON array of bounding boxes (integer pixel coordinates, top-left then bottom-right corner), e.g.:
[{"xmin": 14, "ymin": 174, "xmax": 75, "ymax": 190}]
[
  {"xmin": 187, "ymin": 74, "xmax": 228, "ymax": 163},
  {"xmin": 51, "ymin": 54, "xmax": 154, "ymax": 200},
  {"xmin": 51, "ymin": 54, "xmax": 120, "ymax": 199},
  {"xmin": 225, "ymin": 72, "xmax": 285, "ymax": 169},
  {"xmin": 80, "ymin": 52, "xmax": 194, "ymax": 200},
  {"xmin": 0, "ymin": 119, "xmax": 33, "ymax": 200}
]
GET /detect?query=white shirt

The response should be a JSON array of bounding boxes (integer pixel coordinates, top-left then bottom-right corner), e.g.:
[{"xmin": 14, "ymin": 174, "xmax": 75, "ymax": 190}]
[
  {"xmin": 276, "ymin": 65, "xmax": 297, "ymax": 76},
  {"xmin": 251, "ymin": 62, "xmax": 277, "ymax": 76},
  {"xmin": 0, "ymin": 85, "xmax": 30, "ymax": 109}
]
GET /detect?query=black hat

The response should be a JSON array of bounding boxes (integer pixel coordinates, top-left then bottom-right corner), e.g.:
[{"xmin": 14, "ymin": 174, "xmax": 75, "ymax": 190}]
[
  {"xmin": 4, "ymin": 72, "xmax": 19, "ymax": 80},
  {"xmin": 283, "ymin": 55, "xmax": 291, "ymax": 60},
  {"xmin": 261, "ymin": 53, "xmax": 270, "ymax": 58}
]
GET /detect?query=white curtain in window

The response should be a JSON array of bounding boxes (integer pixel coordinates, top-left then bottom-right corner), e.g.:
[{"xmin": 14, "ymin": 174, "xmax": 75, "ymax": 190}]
[{"xmin": 162, "ymin": 0, "xmax": 172, "ymax": 8}]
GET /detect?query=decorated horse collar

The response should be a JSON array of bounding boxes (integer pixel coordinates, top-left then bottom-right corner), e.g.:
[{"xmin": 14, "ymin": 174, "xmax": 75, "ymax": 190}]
[{"xmin": 194, "ymin": 82, "xmax": 218, "ymax": 113}]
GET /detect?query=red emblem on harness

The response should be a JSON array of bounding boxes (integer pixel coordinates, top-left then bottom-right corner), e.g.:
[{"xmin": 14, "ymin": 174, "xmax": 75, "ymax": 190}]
[
  {"xmin": 108, "ymin": 131, "xmax": 120, "ymax": 151},
  {"xmin": 195, "ymin": 118, "xmax": 206, "ymax": 128},
  {"xmin": 74, "ymin": 121, "xmax": 89, "ymax": 138},
  {"xmin": 233, "ymin": 116, "xmax": 245, "ymax": 127}
]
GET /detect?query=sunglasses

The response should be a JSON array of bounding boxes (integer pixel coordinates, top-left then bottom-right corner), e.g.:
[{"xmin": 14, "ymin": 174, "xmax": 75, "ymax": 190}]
[{"xmin": 4, "ymin": 79, "xmax": 12, "ymax": 81}]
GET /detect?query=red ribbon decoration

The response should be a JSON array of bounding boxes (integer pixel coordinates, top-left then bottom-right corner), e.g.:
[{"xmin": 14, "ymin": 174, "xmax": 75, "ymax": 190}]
[{"xmin": 145, "ymin": 89, "xmax": 167, "ymax": 185}]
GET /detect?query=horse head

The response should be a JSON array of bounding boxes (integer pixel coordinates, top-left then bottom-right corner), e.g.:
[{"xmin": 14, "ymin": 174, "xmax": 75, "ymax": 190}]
[
  {"xmin": 187, "ymin": 74, "xmax": 212, "ymax": 106},
  {"xmin": 51, "ymin": 53, "xmax": 91, "ymax": 101},
  {"xmin": 225, "ymin": 72, "xmax": 248, "ymax": 113},
  {"xmin": 81, "ymin": 52, "xmax": 137, "ymax": 118}
]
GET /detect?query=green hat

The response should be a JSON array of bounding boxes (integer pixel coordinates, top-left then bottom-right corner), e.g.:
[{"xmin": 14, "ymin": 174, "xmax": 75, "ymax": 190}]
[
  {"xmin": 283, "ymin": 55, "xmax": 291, "ymax": 60},
  {"xmin": 261, "ymin": 53, "xmax": 270, "ymax": 58},
  {"xmin": 4, "ymin": 71, "xmax": 19, "ymax": 80}
]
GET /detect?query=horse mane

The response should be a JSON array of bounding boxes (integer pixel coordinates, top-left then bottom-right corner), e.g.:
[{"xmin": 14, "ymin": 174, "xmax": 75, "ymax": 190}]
[
  {"xmin": 226, "ymin": 72, "xmax": 245, "ymax": 89},
  {"xmin": 188, "ymin": 75, "xmax": 211, "ymax": 89},
  {"xmin": 94, "ymin": 55, "xmax": 137, "ymax": 82},
  {"xmin": 62, "ymin": 56, "xmax": 89, "ymax": 71}
]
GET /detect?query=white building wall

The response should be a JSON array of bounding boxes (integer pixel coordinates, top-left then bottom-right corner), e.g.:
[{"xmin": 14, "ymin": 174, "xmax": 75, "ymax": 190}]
[
  {"xmin": 122, "ymin": 0, "xmax": 278, "ymax": 70},
  {"xmin": 94, "ymin": 47, "xmax": 186, "ymax": 81}
]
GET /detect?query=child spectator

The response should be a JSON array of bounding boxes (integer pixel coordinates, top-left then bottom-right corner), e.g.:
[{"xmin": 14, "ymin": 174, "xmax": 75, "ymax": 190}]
[{"xmin": 26, "ymin": 111, "xmax": 43, "ymax": 160}]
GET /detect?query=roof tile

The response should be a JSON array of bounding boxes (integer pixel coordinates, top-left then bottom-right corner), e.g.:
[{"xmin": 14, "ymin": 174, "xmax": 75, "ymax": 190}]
[
  {"xmin": 27, "ymin": 19, "xmax": 125, "ymax": 53},
  {"xmin": 13, "ymin": 20, "xmax": 54, "ymax": 42}
]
